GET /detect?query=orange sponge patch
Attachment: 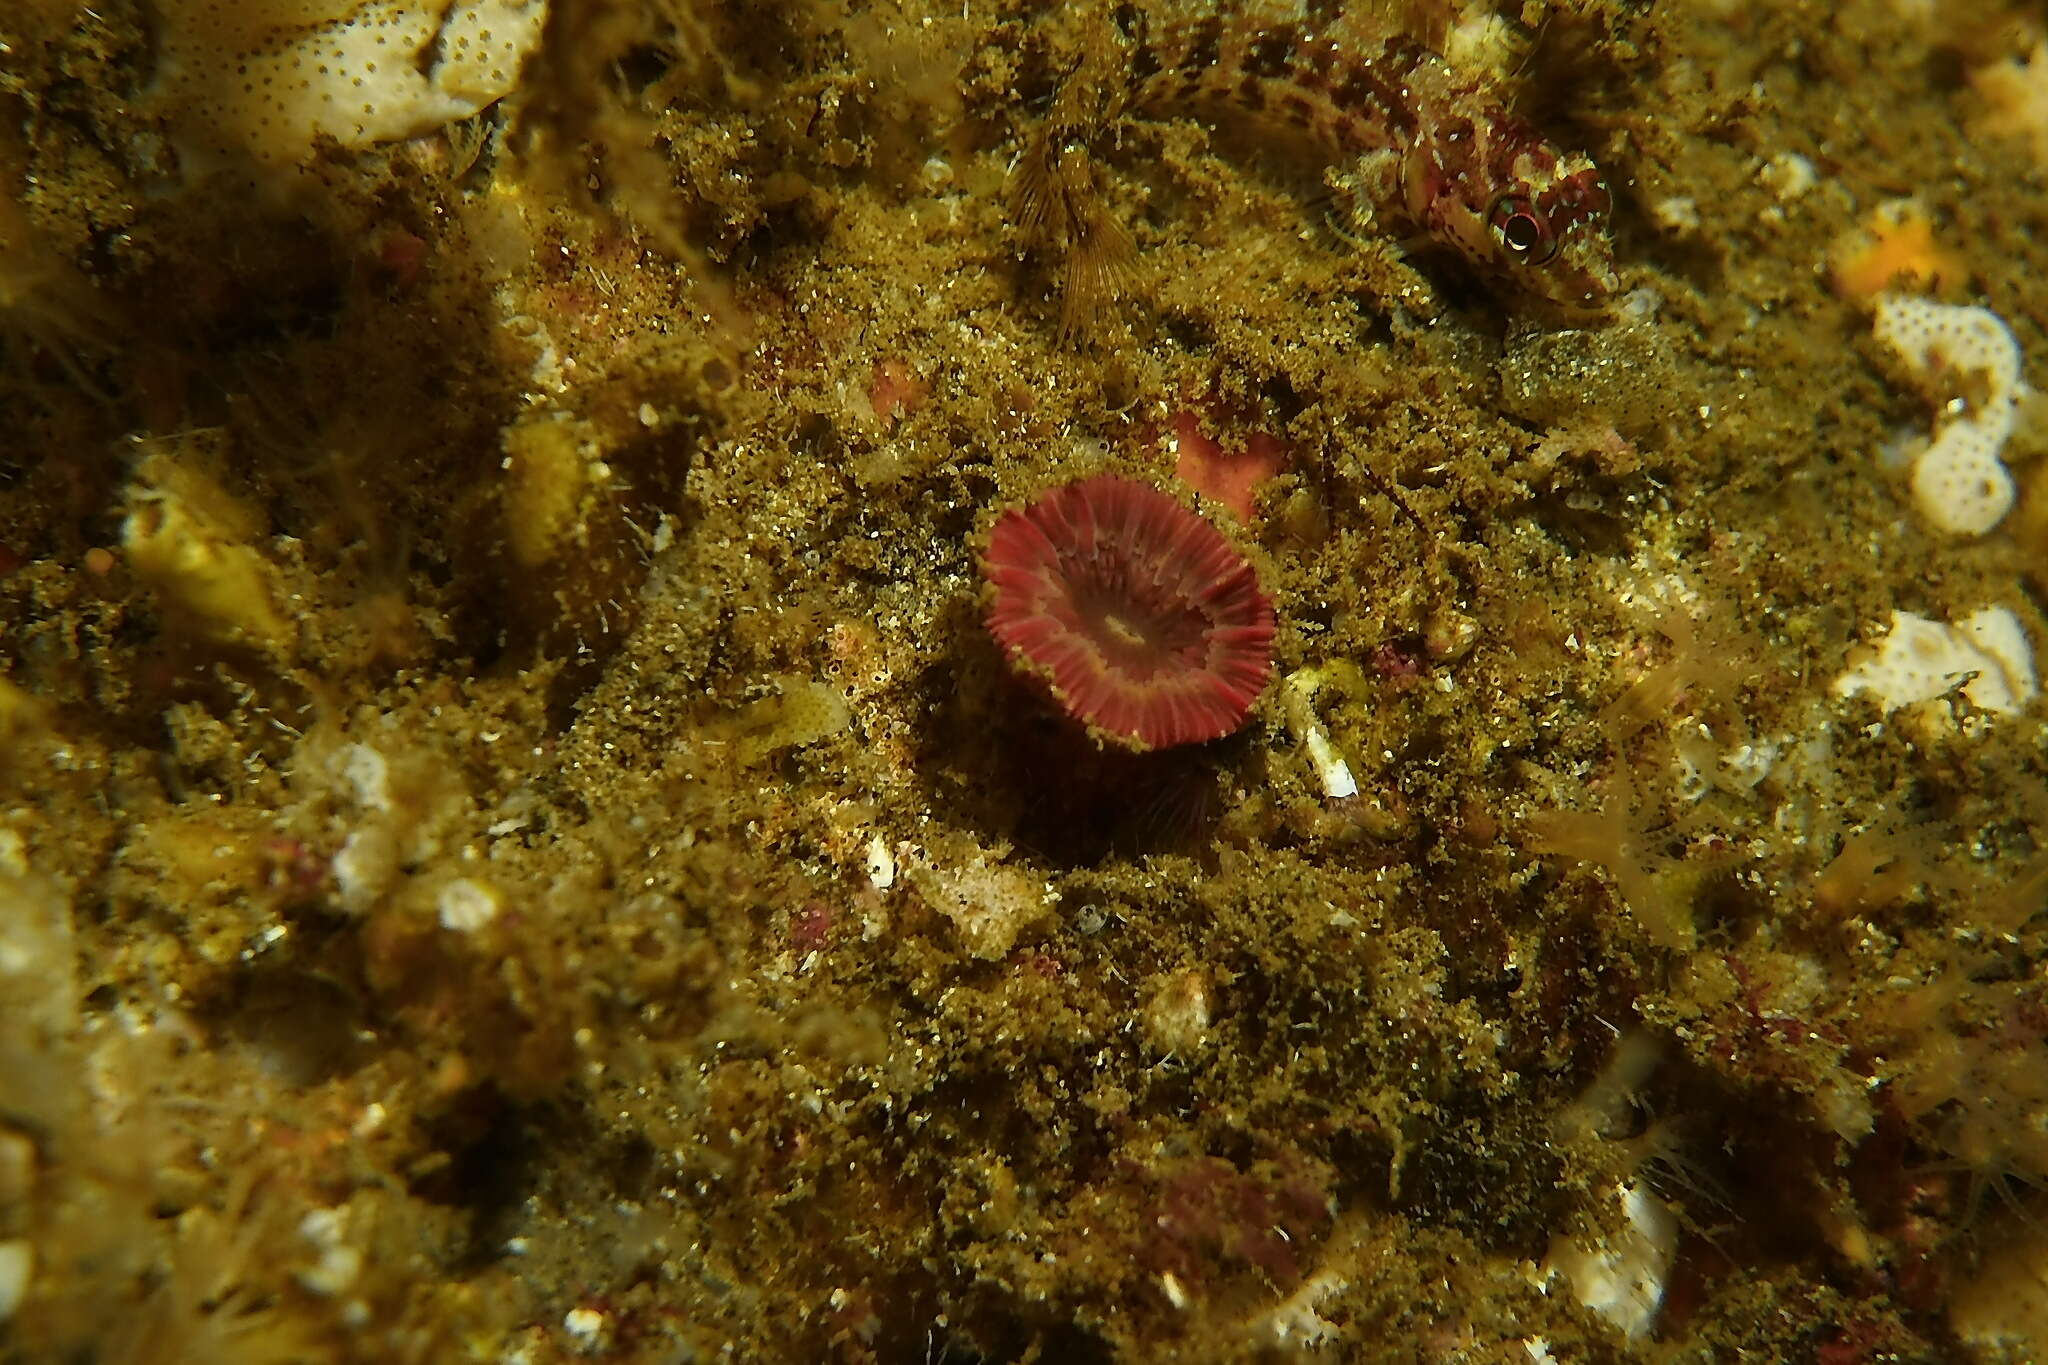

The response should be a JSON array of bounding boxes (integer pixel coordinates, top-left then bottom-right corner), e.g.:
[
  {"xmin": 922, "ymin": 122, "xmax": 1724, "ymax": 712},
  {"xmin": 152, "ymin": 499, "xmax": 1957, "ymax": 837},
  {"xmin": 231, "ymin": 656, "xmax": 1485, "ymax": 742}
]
[{"xmin": 1830, "ymin": 203, "xmax": 1965, "ymax": 301}]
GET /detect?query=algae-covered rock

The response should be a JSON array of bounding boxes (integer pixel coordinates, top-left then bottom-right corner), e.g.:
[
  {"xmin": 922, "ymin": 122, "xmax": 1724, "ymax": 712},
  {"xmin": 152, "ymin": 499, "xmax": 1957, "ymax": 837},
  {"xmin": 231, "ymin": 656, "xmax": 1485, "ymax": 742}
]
[
  {"xmin": 10, "ymin": 0, "xmax": 2048, "ymax": 1360},
  {"xmin": 500, "ymin": 408, "xmax": 643, "ymax": 654},
  {"xmin": 122, "ymin": 443, "xmax": 294, "ymax": 653},
  {"xmin": 717, "ymin": 674, "xmax": 852, "ymax": 765}
]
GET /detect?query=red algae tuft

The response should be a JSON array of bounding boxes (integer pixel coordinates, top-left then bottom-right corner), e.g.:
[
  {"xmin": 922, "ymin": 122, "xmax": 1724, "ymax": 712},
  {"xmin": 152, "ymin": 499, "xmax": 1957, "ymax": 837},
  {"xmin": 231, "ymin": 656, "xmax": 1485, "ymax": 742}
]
[{"xmin": 980, "ymin": 474, "xmax": 1275, "ymax": 750}]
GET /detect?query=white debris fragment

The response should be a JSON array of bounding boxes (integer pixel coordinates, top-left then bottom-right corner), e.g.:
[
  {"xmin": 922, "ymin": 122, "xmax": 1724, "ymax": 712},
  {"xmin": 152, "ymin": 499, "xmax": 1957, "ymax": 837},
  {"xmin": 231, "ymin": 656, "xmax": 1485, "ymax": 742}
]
[
  {"xmin": 296, "ymin": 1208, "xmax": 363, "ymax": 1297},
  {"xmin": 1443, "ymin": 11, "xmax": 1518, "ymax": 77},
  {"xmin": 906, "ymin": 849, "xmax": 1053, "ymax": 959},
  {"xmin": 1261, "ymin": 1267, "xmax": 1346, "ymax": 1348},
  {"xmin": 1758, "ymin": 152, "xmax": 1817, "ymax": 201},
  {"xmin": 1873, "ymin": 295, "xmax": 2026, "ymax": 536},
  {"xmin": 563, "ymin": 1306, "xmax": 610, "ymax": 1353},
  {"xmin": 1302, "ymin": 722, "xmax": 1359, "ymax": 799},
  {"xmin": 1833, "ymin": 607, "xmax": 2037, "ymax": 716},
  {"xmin": 1651, "ymin": 196, "xmax": 1701, "ymax": 234},
  {"xmin": 1718, "ymin": 735, "xmax": 1784, "ymax": 793},
  {"xmin": 353, "ymin": 1102, "xmax": 388, "ymax": 1139},
  {"xmin": 1541, "ymin": 1180, "xmax": 1678, "ymax": 1340},
  {"xmin": 437, "ymin": 877, "xmax": 501, "ymax": 933},
  {"xmin": 1141, "ymin": 969, "xmax": 1212, "ymax": 1055},
  {"xmin": 331, "ymin": 825, "xmax": 399, "ymax": 915},
  {"xmin": 337, "ymin": 743, "xmax": 393, "ymax": 812},
  {"xmin": 1282, "ymin": 667, "xmax": 1359, "ymax": 799},
  {"xmin": 864, "ymin": 834, "xmax": 896, "ymax": 891}
]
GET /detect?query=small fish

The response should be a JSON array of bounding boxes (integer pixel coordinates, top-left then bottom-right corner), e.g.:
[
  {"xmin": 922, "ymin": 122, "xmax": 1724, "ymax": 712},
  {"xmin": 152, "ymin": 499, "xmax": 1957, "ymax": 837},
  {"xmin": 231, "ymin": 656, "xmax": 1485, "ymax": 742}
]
[{"xmin": 1013, "ymin": 6, "xmax": 1619, "ymax": 328}]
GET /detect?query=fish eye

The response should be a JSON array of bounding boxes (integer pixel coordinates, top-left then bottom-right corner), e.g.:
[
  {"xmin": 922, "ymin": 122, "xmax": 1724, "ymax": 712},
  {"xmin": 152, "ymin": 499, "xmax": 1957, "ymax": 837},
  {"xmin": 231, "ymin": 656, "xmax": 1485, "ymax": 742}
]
[{"xmin": 1489, "ymin": 194, "xmax": 1558, "ymax": 265}]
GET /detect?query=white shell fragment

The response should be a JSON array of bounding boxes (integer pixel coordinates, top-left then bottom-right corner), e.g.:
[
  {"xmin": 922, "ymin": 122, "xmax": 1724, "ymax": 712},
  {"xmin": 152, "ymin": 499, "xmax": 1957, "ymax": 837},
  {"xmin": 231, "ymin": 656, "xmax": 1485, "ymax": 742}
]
[
  {"xmin": 1541, "ymin": 1181, "xmax": 1678, "ymax": 1340},
  {"xmin": 1282, "ymin": 666, "xmax": 1359, "ymax": 800},
  {"xmin": 437, "ymin": 877, "xmax": 502, "ymax": 933},
  {"xmin": 864, "ymin": 835, "xmax": 896, "ymax": 891}
]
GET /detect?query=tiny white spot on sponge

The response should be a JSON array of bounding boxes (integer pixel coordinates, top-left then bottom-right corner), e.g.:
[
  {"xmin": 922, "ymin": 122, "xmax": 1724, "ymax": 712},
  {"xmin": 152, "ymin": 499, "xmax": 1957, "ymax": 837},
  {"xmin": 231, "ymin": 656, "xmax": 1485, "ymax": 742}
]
[
  {"xmin": 1873, "ymin": 295, "xmax": 2024, "ymax": 537},
  {"xmin": 1833, "ymin": 606, "xmax": 2037, "ymax": 716}
]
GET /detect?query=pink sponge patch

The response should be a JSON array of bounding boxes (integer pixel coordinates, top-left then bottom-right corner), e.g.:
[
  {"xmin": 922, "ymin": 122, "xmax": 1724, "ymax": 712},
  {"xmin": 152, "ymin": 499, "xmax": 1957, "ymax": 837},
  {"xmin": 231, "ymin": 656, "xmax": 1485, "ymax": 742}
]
[{"xmin": 981, "ymin": 475, "xmax": 1277, "ymax": 750}]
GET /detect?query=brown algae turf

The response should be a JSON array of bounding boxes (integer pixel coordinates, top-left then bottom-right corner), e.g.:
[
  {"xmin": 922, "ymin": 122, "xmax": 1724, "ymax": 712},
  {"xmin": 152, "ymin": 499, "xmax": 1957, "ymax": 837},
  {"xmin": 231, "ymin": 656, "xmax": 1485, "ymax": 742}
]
[{"xmin": 4, "ymin": 2, "xmax": 2048, "ymax": 1362}]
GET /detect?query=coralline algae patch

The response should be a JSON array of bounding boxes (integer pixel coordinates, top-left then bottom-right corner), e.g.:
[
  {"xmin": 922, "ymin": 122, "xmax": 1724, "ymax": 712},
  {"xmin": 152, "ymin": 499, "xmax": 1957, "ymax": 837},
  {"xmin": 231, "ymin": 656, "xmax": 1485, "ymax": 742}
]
[
  {"xmin": 150, "ymin": 0, "xmax": 548, "ymax": 169},
  {"xmin": 1873, "ymin": 293, "xmax": 2028, "ymax": 537},
  {"xmin": 1161, "ymin": 409, "xmax": 1287, "ymax": 521}
]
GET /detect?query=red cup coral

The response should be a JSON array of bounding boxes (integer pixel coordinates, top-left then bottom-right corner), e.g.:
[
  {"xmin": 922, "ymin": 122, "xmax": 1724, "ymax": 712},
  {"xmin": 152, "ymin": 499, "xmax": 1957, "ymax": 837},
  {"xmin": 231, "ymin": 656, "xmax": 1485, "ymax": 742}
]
[{"xmin": 980, "ymin": 474, "xmax": 1276, "ymax": 750}]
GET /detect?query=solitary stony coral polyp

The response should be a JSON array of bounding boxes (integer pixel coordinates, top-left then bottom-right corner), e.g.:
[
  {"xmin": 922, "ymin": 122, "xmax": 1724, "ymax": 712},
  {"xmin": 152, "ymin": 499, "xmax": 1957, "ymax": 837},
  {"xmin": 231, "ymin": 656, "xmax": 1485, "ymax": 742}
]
[{"xmin": 980, "ymin": 475, "xmax": 1277, "ymax": 750}]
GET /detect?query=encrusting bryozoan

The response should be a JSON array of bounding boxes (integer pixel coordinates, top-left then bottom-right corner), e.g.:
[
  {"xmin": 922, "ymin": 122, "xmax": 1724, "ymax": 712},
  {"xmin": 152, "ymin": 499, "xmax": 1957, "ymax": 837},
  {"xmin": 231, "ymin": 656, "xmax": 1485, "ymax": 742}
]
[
  {"xmin": 1833, "ymin": 606, "xmax": 2037, "ymax": 717},
  {"xmin": 150, "ymin": 0, "xmax": 548, "ymax": 170},
  {"xmin": 1873, "ymin": 294, "xmax": 2025, "ymax": 537}
]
